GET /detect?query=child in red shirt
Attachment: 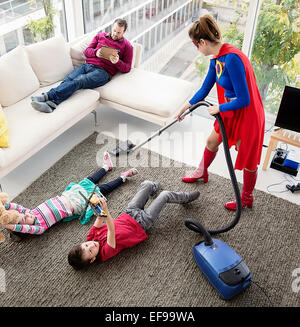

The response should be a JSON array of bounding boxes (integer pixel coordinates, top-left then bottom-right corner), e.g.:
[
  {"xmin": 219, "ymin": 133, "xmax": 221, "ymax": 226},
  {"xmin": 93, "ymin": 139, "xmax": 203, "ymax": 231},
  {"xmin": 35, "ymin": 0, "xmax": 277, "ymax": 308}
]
[{"xmin": 68, "ymin": 181, "xmax": 200, "ymax": 269}]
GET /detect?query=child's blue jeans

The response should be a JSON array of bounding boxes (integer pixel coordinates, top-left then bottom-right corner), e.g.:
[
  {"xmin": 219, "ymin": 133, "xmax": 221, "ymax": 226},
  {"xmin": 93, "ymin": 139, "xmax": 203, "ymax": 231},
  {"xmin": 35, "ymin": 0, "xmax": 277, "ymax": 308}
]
[{"xmin": 87, "ymin": 168, "xmax": 123, "ymax": 196}]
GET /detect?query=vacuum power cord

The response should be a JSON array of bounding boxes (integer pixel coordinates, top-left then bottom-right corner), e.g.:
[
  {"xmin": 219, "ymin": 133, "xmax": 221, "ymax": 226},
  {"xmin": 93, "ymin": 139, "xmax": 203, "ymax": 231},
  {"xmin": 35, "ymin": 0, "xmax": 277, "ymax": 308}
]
[{"xmin": 251, "ymin": 280, "xmax": 274, "ymax": 307}]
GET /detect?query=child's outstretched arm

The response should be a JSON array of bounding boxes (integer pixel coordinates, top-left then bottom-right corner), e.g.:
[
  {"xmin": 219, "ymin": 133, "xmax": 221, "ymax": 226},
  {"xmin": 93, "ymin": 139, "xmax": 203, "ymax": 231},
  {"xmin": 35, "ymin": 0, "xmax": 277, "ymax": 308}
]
[
  {"xmin": 97, "ymin": 198, "xmax": 116, "ymax": 249},
  {"xmin": 104, "ymin": 211, "xmax": 116, "ymax": 249}
]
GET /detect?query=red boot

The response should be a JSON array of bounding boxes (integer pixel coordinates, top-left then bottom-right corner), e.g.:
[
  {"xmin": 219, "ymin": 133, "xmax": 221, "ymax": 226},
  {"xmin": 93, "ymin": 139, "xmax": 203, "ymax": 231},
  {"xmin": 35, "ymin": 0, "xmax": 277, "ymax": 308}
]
[
  {"xmin": 182, "ymin": 147, "xmax": 217, "ymax": 183},
  {"xmin": 225, "ymin": 169, "xmax": 257, "ymax": 211}
]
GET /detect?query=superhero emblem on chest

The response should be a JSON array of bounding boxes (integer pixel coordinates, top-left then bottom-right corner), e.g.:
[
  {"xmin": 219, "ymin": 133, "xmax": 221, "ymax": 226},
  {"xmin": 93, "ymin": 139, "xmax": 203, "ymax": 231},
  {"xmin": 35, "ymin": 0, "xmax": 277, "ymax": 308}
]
[{"xmin": 216, "ymin": 60, "xmax": 225, "ymax": 80}]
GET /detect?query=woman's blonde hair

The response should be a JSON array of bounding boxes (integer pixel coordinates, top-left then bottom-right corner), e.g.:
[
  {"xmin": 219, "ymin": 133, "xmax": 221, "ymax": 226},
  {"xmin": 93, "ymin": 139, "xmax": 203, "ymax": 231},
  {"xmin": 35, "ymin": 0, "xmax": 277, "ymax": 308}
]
[{"xmin": 189, "ymin": 14, "xmax": 222, "ymax": 44}]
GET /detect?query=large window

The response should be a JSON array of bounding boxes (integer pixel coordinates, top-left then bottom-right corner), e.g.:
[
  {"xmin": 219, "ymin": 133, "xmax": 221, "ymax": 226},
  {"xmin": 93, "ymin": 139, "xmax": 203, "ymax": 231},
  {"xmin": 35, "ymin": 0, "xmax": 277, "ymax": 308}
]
[
  {"xmin": 82, "ymin": 0, "xmax": 148, "ymax": 34},
  {"xmin": 169, "ymin": 1, "xmax": 250, "ymax": 105},
  {"xmin": 0, "ymin": 0, "xmax": 67, "ymax": 55},
  {"xmin": 0, "ymin": 0, "xmax": 44, "ymax": 24},
  {"xmin": 81, "ymin": 0, "xmax": 200, "ymax": 61},
  {"xmin": 161, "ymin": 0, "xmax": 299, "ymax": 118},
  {"xmin": 251, "ymin": 0, "xmax": 299, "ymax": 116},
  {"xmin": 132, "ymin": 1, "xmax": 200, "ymax": 61},
  {"xmin": 218, "ymin": 0, "xmax": 300, "ymax": 116}
]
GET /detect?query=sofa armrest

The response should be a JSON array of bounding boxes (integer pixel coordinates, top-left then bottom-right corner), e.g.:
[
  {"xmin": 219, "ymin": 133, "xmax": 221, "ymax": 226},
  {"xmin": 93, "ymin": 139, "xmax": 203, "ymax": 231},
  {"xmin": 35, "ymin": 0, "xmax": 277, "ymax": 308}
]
[{"xmin": 132, "ymin": 43, "xmax": 143, "ymax": 68}]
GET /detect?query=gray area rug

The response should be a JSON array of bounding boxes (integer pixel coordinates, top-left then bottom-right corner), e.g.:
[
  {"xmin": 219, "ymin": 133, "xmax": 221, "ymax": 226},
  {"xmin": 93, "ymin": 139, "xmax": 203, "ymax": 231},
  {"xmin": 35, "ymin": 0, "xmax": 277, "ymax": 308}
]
[{"xmin": 0, "ymin": 132, "xmax": 299, "ymax": 307}]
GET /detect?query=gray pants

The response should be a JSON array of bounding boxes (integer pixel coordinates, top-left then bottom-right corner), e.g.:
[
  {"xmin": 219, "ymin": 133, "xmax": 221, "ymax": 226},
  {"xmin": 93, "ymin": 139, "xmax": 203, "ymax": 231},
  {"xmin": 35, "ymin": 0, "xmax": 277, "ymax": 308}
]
[{"xmin": 124, "ymin": 180, "xmax": 197, "ymax": 231}]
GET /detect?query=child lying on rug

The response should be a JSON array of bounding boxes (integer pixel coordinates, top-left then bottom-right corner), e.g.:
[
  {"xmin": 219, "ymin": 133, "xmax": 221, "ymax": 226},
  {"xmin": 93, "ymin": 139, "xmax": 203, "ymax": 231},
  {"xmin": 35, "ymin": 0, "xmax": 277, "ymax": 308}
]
[
  {"xmin": 0, "ymin": 152, "xmax": 138, "ymax": 236},
  {"xmin": 68, "ymin": 180, "xmax": 200, "ymax": 269}
]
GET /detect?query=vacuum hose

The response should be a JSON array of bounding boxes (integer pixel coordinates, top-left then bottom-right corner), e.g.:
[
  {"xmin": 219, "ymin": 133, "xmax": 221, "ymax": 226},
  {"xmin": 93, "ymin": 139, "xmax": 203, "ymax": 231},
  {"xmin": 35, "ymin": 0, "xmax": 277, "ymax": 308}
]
[{"xmin": 184, "ymin": 101, "xmax": 242, "ymax": 236}]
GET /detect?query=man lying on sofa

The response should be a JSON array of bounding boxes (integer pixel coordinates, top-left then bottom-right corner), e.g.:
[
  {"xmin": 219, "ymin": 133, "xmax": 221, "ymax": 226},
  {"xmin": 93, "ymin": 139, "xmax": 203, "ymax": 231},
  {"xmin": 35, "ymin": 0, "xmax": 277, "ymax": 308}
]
[{"xmin": 31, "ymin": 18, "xmax": 133, "ymax": 113}]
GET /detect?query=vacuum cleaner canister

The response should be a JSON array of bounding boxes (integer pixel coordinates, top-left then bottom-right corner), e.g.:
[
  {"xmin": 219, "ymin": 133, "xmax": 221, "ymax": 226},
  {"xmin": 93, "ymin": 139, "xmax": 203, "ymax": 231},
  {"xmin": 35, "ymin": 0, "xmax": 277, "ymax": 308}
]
[{"xmin": 193, "ymin": 239, "xmax": 252, "ymax": 299}]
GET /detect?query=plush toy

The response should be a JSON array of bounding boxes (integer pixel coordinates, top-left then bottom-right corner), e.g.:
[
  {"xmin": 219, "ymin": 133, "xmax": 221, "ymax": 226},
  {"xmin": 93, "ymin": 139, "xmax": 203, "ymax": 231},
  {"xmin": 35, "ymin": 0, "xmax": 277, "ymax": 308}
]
[
  {"xmin": 0, "ymin": 192, "xmax": 9, "ymax": 204},
  {"xmin": 0, "ymin": 192, "xmax": 20, "ymax": 243}
]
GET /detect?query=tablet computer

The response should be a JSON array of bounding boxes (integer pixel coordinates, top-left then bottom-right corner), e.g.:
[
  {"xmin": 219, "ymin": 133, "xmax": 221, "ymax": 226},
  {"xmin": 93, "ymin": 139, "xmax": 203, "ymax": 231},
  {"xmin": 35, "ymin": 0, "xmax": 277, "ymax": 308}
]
[{"xmin": 99, "ymin": 45, "xmax": 119, "ymax": 60}]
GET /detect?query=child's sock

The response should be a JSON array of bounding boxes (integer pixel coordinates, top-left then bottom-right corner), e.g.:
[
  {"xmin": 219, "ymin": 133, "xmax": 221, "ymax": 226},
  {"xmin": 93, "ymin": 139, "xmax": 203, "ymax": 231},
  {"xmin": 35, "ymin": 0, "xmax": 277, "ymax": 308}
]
[
  {"xmin": 103, "ymin": 151, "xmax": 113, "ymax": 171},
  {"xmin": 120, "ymin": 168, "xmax": 138, "ymax": 182}
]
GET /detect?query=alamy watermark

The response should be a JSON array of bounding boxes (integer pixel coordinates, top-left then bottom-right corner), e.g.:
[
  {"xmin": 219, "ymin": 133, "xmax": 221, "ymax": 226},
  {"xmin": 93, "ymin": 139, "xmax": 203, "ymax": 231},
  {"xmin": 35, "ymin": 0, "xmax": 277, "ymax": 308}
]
[
  {"xmin": 95, "ymin": 124, "xmax": 206, "ymax": 169},
  {"xmin": 0, "ymin": 268, "xmax": 5, "ymax": 292},
  {"xmin": 292, "ymin": 267, "xmax": 300, "ymax": 293}
]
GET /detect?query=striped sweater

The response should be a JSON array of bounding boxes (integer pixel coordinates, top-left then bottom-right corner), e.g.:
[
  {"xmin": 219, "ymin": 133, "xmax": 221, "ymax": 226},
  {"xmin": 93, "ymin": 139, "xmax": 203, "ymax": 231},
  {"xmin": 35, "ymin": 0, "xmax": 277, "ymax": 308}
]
[{"xmin": 4, "ymin": 197, "xmax": 73, "ymax": 235}]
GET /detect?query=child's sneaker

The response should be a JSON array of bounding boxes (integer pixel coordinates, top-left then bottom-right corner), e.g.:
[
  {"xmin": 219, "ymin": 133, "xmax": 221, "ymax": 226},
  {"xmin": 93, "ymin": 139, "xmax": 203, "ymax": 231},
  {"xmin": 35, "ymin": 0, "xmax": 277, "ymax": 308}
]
[
  {"xmin": 103, "ymin": 151, "xmax": 113, "ymax": 171},
  {"xmin": 120, "ymin": 168, "xmax": 138, "ymax": 181}
]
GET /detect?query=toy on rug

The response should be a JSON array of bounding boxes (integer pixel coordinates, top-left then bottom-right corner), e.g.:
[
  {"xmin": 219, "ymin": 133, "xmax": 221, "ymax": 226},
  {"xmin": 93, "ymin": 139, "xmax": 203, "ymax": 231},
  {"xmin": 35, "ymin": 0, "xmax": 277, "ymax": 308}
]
[{"xmin": 0, "ymin": 192, "xmax": 20, "ymax": 243}]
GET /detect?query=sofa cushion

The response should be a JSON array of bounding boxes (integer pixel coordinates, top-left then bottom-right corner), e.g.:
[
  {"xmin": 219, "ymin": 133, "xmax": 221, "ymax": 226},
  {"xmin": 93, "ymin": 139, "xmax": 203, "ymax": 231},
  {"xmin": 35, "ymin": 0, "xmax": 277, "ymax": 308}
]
[
  {"xmin": 1, "ymin": 82, "xmax": 100, "ymax": 169},
  {"xmin": 0, "ymin": 104, "xmax": 9, "ymax": 147},
  {"xmin": 25, "ymin": 35, "xmax": 74, "ymax": 86},
  {"xmin": 97, "ymin": 68, "xmax": 194, "ymax": 118},
  {"xmin": 0, "ymin": 46, "xmax": 40, "ymax": 107},
  {"xmin": 70, "ymin": 33, "xmax": 94, "ymax": 67},
  {"xmin": 70, "ymin": 47, "xmax": 86, "ymax": 68}
]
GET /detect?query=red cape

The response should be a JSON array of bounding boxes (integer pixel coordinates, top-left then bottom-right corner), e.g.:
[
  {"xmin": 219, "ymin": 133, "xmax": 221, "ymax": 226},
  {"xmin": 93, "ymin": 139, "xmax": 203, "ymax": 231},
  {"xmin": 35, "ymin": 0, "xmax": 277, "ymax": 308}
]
[{"xmin": 213, "ymin": 43, "xmax": 265, "ymax": 171}]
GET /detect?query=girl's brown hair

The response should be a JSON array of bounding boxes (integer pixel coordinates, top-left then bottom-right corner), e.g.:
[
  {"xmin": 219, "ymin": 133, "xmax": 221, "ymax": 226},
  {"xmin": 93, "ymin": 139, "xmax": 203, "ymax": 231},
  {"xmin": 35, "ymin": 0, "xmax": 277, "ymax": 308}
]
[{"xmin": 189, "ymin": 14, "xmax": 222, "ymax": 44}]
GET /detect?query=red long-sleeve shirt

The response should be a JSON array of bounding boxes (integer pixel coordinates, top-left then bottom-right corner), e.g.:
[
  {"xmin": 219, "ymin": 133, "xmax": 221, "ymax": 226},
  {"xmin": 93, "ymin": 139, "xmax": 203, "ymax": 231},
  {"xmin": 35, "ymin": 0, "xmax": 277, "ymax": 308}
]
[
  {"xmin": 86, "ymin": 213, "xmax": 148, "ymax": 262},
  {"xmin": 84, "ymin": 33, "xmax": 133, "ymax": 76}
]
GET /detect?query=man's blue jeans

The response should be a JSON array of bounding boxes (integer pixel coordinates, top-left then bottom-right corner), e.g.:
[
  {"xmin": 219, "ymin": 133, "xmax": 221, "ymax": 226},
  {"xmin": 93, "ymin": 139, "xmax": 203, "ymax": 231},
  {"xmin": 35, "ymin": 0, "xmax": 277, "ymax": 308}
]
[{"xmin": 47, "ymin": 64, "xmax": 110, "ymax": 105}]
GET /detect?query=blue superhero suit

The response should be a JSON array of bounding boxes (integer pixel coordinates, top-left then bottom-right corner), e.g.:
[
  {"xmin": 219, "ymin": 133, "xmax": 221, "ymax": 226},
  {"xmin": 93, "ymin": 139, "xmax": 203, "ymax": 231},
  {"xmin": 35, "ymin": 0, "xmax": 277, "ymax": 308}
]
[{"xmin": 189, "ymin": 53, "xmax": 250, "ymax": 112}]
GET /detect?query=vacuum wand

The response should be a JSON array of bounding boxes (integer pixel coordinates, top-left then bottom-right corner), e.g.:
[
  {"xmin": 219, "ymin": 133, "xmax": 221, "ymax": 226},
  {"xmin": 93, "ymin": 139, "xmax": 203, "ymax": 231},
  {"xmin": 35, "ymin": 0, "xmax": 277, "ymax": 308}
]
[
  {"xmin": 110, "ymin": 101, "xmax": 212, "ymax": 156},
  {"xmin": 131, "ymin": 101, "xmax": 222, "ymax": 153},
  {"xmin": 128, "ymin": 106, "xmax": 196, "ymax": 154}
]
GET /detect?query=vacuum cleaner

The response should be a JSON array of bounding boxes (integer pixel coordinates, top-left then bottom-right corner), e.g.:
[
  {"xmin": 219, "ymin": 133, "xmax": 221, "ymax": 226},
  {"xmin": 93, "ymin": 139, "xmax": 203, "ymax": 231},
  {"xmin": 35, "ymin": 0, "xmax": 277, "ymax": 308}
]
[
  {"xmin": 109, "ymin": 101, "xmax": 252, "ymax": 300},
  {"xmin": 183, "ymin": 102, "xmax": 251, "ymax": 300}
]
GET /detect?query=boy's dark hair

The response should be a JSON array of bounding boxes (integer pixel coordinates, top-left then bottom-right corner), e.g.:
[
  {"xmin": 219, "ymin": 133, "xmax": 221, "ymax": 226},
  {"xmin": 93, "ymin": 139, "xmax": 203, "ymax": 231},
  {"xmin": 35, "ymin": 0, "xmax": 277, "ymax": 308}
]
[
  {"xmin": 68, "ymin": 245, "xmax": 89, "ymax": 270},
  {"xmin": 114, "ymin": 18, "xmax": 128, "ymax": 32}
]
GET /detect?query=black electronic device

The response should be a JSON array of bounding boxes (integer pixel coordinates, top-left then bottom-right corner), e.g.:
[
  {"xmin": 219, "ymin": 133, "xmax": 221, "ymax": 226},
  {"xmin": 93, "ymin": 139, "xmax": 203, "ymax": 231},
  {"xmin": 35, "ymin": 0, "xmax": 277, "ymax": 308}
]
[
  {"xmin": 274, "ymin": 86, "xmax": 300, "ymax": 133},
  {"xmin": 270, "ymin": 148, "xmax": 299, "ymax": 176},
  {"xmin": 286, "ymin": 183, "xmax": 300, "ymax": 193},
  {"xmin": 272, "ymin": 148, "xmax": 288, "ymax": 165}
]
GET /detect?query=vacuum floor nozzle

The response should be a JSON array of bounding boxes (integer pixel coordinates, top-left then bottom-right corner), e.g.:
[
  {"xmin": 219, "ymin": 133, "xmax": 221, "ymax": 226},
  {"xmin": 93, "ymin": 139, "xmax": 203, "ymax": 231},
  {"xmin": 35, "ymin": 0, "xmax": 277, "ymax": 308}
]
[{"xmin": 109, "ymin": 140, "xmax": 135, "ymax": 156}]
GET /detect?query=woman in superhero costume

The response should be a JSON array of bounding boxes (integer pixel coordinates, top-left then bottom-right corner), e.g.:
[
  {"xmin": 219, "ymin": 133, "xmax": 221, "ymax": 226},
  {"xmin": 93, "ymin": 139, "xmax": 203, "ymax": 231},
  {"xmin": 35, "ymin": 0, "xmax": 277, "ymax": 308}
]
[{"xmin": 176, "ymin": 15, "xmax": 265, "ymax": 210}]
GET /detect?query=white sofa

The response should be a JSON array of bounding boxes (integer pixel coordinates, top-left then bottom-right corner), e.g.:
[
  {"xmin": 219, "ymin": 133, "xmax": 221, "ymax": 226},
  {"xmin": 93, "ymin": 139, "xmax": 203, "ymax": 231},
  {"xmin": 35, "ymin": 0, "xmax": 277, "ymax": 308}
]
[{"xmin": 0, "ymin": 34, "xmax": 194, "ymax": 180}]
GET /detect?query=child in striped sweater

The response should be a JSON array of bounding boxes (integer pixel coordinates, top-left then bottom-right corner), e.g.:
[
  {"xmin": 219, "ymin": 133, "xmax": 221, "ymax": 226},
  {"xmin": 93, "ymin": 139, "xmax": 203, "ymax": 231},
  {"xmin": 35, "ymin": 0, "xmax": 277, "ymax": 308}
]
[{"xmin": 0, "ymin": 152, "xmax": 138, "ymax": 236}]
